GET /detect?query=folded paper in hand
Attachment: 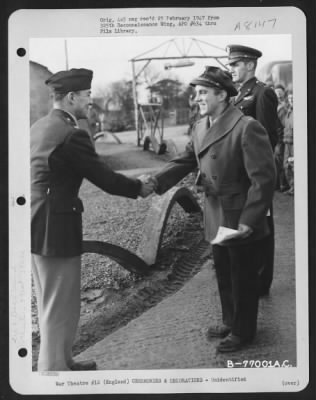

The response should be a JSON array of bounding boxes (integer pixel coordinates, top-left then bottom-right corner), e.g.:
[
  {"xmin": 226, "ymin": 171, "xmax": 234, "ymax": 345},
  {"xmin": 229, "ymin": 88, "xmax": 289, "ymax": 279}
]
[{"xmin": 211, "ymin": 226, "xmax": 240, "ymax": 245}]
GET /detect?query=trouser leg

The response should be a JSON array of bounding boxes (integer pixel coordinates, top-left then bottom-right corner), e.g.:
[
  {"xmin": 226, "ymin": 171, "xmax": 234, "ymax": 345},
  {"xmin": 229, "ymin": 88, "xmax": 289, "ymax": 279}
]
[
  {"xmin": 275, "ymin": 143, "xmax": 287, "ymax": 190},
  {"xmin": 258, "ymin": 213, "xmax": 275, "ymax": 294},
  {"xmin": 284, "ymin": 144, "xmax": 294, "ymax": 191},
  {"xmin": 279, "ymin": 168, "xmax": 288, "ymax": 190},
  {"xmin": 228, "ymin": 241, "xmax": 263, "ymax": 341},
  {"xmin": 274, "ymin": 143, "xmax": 282, "ymax": 189},
  {"xmin": 283, "ymin": 143, "xmax": 292, "ymax": 189},
  {"xmin": 287, "ymin": 165, "xmax": 294, "ymax": 191},
  {"xmin": 32, "ymin": 255, "xmax": 43, "ymax": 324},
  {"xmin": 31, "ymin": 254, "xmax": 81, "ymax": 371},
  {"xmin": 212, "ymin": 245, "xmax": 233, "ymax": 327}
]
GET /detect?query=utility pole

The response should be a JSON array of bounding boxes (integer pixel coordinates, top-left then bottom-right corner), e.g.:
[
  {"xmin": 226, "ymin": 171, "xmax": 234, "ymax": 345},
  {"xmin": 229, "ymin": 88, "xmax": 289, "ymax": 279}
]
[
  {"xmin": 64, "ymin": 39, "xmax": 69, "ymax": 70},
  {"xmin": 131, "ymin": 61, "xmax": 139, "ymax": 146}
]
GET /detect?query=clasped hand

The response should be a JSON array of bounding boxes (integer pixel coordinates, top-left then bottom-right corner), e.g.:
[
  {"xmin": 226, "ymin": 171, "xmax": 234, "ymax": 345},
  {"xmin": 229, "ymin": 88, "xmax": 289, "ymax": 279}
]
[{"xmin": 138, "ymin": 174, "xmax": 158, "ymax": 198}]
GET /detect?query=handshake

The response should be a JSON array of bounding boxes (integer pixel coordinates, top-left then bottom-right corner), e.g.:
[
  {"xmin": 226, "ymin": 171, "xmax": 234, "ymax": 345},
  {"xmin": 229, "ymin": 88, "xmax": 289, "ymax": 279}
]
[{"xmin": 138, "ymin": 174, "xmax": 159, "ymax": 198}]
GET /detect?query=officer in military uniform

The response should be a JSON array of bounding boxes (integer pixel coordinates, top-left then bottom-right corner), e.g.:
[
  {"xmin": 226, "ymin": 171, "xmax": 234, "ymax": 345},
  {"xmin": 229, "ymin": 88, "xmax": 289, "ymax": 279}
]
[
  {"xmin": 153, "ymin": 66, "xmax": 276, "ymax": 352},
  {"xmin": 226, "ymin": 45, "xmax": 279, "ymax": 296},
  {"xmin": 31, "ymin": 68, "xmax": 155, "ymax": 371}
]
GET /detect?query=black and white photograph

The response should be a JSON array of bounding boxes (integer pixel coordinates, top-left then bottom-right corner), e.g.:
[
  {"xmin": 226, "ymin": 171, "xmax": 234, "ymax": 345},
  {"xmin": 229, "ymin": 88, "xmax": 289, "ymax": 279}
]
[{"xmin": 8, "ymin": 6, "xmax": 310, "ymax": 395}]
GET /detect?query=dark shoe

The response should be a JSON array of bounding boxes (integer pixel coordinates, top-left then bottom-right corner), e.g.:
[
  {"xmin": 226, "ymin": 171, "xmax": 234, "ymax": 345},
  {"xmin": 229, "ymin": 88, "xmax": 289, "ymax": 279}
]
[
  {"xmin": 70, "ymin": 360, "xmax": 97, "ymax": 371},
  {"xmin": 216, "ymin": 334, "xmax": 250, "ymax": 353},
  {"xmin": 206, "ymin": 324, "xmax": 231, "ymax": 339}
]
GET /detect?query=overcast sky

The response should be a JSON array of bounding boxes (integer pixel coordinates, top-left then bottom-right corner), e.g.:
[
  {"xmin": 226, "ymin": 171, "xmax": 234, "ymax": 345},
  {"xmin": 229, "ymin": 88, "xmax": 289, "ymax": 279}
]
[{"xmin": 30, "ymin": 34, "xmax": 292, "ymax": 95}]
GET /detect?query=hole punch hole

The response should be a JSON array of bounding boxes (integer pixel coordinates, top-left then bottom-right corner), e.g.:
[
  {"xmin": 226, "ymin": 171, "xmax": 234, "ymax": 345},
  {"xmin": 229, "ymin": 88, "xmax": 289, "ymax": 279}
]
[
  {"xmin": 17, "ymin": 48, "xmax": 26, "ymax": 57},
  {"xmin": 18, "ymin": 348, "xmax": 28, "ymax": 358},
  {"xmin": 16, "ymin": 196, "xmax": 26, "ymax": 205}
]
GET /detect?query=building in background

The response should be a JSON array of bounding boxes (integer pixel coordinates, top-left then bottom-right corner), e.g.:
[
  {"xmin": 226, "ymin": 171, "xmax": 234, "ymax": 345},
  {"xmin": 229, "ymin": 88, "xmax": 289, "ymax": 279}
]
[
  {"xmin": 30, "ymin": 61, "xmax": 96, "ymax": 144},
  {"xmin": 30, "ymin": 61, "xmax": 53, "ymax": 125},
  {"xmin": 258, "ymin": 61, "xmax": 293, "ymax": 90}
]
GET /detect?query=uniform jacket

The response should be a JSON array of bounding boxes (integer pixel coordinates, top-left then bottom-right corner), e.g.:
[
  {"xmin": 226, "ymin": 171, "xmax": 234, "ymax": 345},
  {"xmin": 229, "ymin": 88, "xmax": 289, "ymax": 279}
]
[
  {"xmin": 155, "ymin": 104, "xmax": 276, "ymax": 244},
  {"xmin": 233, "ymin": 77, "xmax": 279, "ymax": 149},
  {"xmin": 31, "ymin": 109, "xmax": 141, "ymax": 257}
]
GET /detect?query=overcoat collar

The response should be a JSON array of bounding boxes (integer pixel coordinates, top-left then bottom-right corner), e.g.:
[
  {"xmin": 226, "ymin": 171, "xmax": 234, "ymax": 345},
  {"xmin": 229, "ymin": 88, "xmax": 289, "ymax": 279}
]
[
  {"xmin": 233, "ymin": 76, "xmax": 257, "ymax": 106},
  {"xmin": 50, "ymin": 108, "xmax": 78, "ymax": 127},
  {"xmin": 194, "ymin": 104, "xmax": 243, "ymax": 156}
]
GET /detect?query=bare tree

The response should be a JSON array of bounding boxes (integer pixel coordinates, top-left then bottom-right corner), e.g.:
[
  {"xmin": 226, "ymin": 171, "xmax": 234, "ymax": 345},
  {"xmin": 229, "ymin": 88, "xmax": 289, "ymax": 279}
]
[
  {"xmin": 93, "ymin": 80, "xmax": 135, "ymax": 132},
  {"xmin": 138, "ymin": 63, "xmax": 178, "ymax": 86}
]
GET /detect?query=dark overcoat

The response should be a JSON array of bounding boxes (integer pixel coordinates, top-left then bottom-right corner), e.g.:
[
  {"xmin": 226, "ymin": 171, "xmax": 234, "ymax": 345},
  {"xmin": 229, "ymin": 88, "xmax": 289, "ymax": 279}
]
[
  {"xmin": 155, "ymin": 104, "xmax": 276, "ymax": 244},
  {"xmin": 31, "ymin": 109, "xmax": 141, "ymax": 257},
  {"xmin": 233, "ymin": 77, "xmax": 279, "ymax": 149}
]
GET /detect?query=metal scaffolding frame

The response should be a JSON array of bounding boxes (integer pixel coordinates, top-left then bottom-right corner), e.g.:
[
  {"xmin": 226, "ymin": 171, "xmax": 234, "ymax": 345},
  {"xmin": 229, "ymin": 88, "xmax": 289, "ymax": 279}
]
[{"xmin": 130, "ymin": 37, "xmax": 228, "ymax": 154}]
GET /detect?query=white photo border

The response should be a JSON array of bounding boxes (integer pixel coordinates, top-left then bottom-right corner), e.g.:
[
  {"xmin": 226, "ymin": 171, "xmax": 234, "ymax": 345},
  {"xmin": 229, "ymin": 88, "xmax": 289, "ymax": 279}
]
[{"xmin": 8, "ymin": 6, "xmax": 308, "ymax": 395}]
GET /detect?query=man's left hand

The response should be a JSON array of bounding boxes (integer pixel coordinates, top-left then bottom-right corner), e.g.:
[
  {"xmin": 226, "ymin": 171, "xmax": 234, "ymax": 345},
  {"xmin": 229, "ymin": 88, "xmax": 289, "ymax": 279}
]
[{"xmin": 236, "ymin": 224, "xmax": 253, "ymax": 239}]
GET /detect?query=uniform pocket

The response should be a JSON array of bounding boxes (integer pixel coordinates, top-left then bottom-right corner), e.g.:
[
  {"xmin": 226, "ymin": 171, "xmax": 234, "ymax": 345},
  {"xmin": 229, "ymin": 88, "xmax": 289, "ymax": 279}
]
[
  {"xmin": 50, "ymin": 197, "xmax": 84, "ymax": 214},
  {"xmin": 239, "ymin": 98, "xmax": 255, "ymax": 116}
]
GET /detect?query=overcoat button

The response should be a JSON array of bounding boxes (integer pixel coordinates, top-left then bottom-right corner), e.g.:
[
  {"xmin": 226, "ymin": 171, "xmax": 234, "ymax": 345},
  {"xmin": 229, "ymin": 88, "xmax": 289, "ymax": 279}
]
[
  {"xmin": 73, "ymin": 207, "xmax": 76, "ymax": 211},
  {"xmin": 201, "ymin": 173, "xmax": 206, "ymax": 178}
]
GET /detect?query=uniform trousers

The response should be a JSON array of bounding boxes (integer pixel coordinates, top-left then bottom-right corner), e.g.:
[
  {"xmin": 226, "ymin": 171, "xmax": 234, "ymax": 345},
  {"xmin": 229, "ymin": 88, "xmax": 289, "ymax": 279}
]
[
  {"xmin": 274, "ymin": 142, "xmax": 288, "ymax": 190},
  {"xmin": 212, "ymin": 239, "xmax": 264, "ymax": 341},
  {"xmin": 258, "ymin": 215, "xmax": 275, "ymax": 294},
  {"xmin": 32, "ymin": 254, "xmax": 81, "ymax": 371}
]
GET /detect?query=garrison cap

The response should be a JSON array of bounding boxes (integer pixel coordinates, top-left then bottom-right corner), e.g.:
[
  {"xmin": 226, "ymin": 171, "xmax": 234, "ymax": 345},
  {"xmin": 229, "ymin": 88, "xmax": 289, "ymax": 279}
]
[
  {"xmin": 226, "ymin": 44, "xmax": 262, "ymax": 65},
  {"xmin": 45, "ymin": 68, "xmax": 93, "ymax": 93},
  {"xmin": 190, "ymin": 66, "xmax": 238, "ymax": 97}
]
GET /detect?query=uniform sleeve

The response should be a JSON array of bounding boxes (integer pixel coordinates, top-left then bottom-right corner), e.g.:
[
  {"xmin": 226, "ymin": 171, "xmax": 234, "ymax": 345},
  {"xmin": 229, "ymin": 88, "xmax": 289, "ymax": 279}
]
[
  {"xmin": 256, "ymin": 86, "xmax": 279, "ymax": 149},
  {"xmin": 154, "ymin": 140, "xmax": 198, "ymax": 195},
  {"xmin": 239, "ymin": 119, "xmax": 276, "ymax": 229},
  {"xmin": 62, "ymin": 129, "xmax": 141, "ymax": 199}
]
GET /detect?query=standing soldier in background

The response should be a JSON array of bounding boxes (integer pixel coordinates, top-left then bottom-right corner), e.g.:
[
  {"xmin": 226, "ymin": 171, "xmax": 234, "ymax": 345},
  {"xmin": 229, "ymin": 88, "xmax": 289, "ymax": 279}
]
[
  {"xmin": 283, "ymin": 88, "xmax": 294, "ymax": 195},
  {"xmin": 31, "ymin": 68, "xmax": 155, "ymax": 371},
  {"xmin": 274, "ymin": 84, "xmax": 289, "ymax": 192},
  {"xmin": 226, "ymin": 45, "xmax": 279, "ymax": 297}
]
